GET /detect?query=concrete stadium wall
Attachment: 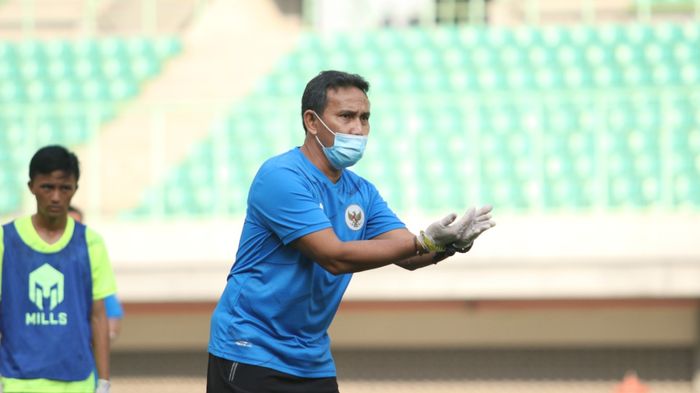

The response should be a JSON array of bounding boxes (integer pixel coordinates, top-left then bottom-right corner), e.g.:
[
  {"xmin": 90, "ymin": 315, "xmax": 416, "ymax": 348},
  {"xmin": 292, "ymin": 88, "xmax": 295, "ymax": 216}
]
[
  {"xmin": 113, "ymin": 299, "xmax": 700, "ymax": 351},
  {"xmin": 109, "ymin": 299, "xmax": 700, "ymax": 392}
]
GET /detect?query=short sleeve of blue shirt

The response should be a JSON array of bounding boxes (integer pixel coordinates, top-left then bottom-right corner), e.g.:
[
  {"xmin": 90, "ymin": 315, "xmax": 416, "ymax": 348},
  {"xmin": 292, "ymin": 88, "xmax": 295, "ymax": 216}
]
[
  {"xmin": 362, "ymin": 181, "xmax": 405, "ymax": 239},
  {"xmin": 249, "ymin": 165, "xmax": 332, "ymax": 245}
]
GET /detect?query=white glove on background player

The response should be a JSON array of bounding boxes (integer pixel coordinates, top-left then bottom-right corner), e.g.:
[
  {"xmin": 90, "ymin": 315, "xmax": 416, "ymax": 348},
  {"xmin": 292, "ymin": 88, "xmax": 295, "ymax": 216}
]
[
  {"xmin": 451, "ymin": 205, "xmax": 495, "ymax": 252},
  {"xmin": 417, "ymin": 205, "xmax": 495, "ymax": 254},
  {"xmin": 96, "ymin": 379, "xmax": 110, "ymax": 393}
]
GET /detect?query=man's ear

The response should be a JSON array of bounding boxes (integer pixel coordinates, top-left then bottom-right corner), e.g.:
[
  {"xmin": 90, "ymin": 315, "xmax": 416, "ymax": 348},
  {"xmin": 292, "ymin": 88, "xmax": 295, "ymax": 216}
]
[{"xmin": 303, "ymin": 110, "xmax": 318, "ymax": 135}]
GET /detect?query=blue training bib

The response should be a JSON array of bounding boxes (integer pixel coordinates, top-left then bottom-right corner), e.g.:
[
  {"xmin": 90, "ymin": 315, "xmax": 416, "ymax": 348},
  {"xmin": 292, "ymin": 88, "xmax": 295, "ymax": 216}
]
[{"xmin": 0, "ymin": 221, "xmax": 94, "ymax": 381}]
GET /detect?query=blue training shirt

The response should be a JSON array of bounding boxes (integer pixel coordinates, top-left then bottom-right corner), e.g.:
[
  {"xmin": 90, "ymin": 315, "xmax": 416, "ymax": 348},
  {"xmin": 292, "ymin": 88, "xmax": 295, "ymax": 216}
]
[{"xmin": 208, "ymin": 147, "xmax": 405, "ymax": 377}]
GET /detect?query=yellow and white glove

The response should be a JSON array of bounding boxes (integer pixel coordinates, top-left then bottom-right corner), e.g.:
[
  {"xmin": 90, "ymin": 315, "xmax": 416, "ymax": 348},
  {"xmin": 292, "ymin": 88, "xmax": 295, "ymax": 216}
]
[
  {"xmin": 417, "ymin": 210, "xmax": 477, "ymax": 253},
  {"xmin": 96, "ymin": 379, "xmax": 110, "ymax": 393},
  {"xmin": 451, "ymin": 205, "xmax": 496, "ymax": 252}
]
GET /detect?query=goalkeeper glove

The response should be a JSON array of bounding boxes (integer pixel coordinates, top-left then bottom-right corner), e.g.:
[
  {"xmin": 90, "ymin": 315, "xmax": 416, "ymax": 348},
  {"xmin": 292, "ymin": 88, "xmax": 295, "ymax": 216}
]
[
  {"xmin": 417, "ymin": 210, "xmax": 476, "ymax": 253},
  {"xmin": 451, "ymin": 205, "xmax": 495, "ymax": 252}
]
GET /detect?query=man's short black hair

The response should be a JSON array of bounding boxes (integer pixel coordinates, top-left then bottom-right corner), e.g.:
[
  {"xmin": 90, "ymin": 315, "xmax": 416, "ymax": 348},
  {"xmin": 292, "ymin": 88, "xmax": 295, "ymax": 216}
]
[
  {"xmin": 29, "ymin": 145, "xmax": 80, "ymax": 181},
  {"xmin": 301, "ymin": 70, "xmax": 370, "ymax": 133}
]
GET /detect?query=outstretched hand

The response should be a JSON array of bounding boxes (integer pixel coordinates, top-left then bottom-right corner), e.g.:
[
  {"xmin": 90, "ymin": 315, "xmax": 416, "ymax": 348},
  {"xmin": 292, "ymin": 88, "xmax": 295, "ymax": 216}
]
[
  {"xmin": 417, "ymin": 205, "xmax": 496, "ymax": 254},
  {"xmin": 451, "ymin": 205, "xmax": 495, "ymax": 252}
]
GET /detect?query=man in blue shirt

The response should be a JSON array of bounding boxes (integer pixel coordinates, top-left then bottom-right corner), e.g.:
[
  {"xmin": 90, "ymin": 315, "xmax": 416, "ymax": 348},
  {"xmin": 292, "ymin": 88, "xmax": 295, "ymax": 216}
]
[{"xmin": 207, "ymin": 70, "xmax": 495, "ymax": 393}]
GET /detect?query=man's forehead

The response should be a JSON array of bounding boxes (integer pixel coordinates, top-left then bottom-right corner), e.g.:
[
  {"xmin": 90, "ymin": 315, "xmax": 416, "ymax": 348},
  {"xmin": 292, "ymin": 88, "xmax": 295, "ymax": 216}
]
[
  {"xmin": 326, "ymin": 86, "xmax": 370, "ymax": 110},
  {"xmin": 34, "ymin": 171, "xmax": 76, "ymax": 182}
]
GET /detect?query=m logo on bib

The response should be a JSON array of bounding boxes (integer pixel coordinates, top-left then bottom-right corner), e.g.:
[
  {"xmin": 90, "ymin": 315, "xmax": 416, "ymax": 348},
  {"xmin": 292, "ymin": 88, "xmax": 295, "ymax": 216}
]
[
  {"xmin": 30, "ymin": 263, "xmax": 64, "ymax": 310},
  {"xmin": 26, "ymin": 263, "xmax": 68, "ymax": 325},
  {"xmin": 345, "ymin": 204, "xmax": 364, "ymax": 231}
]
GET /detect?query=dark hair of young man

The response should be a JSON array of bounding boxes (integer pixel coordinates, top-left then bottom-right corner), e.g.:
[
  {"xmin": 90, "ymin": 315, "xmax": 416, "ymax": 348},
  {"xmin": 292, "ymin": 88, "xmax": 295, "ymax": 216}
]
[{"xmin": 29, "ymin": 145, "xmax": 80, "ymax": 181}]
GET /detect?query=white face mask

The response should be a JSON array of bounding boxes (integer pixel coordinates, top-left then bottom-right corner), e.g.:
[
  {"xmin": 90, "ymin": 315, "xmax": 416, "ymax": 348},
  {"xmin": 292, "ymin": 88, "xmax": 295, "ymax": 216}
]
[{"xmin": 312, "ymin": 111, "xmax": 368, "ymax": 169}]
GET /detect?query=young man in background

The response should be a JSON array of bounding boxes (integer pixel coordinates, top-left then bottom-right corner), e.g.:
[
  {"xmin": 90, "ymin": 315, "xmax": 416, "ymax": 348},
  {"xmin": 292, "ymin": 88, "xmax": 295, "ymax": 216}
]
[{"xmin": 0, "ymin": 145, "xmax": 116, "ymax": 393}]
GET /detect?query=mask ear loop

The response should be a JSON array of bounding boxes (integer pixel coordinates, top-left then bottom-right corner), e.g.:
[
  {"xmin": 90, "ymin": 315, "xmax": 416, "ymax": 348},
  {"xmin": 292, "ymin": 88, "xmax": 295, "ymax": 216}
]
[
  {"xmin": 312, "ymin": 111, "xmax": 337, "ymax": 137},
  {"xmin": 314, "ymin": 133, "xmax": 330, "ymax": 149},
  {"xmin": 311, "ymin": 111, "xmax": 336, "ymax": 149}
]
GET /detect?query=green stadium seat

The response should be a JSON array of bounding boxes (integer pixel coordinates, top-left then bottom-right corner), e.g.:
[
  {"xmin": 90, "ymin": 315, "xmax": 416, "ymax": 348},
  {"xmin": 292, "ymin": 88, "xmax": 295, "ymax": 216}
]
[
  {"xmin": 53, "ymin": 79, "xmax": 81, "ymax": 101},
  {"xmin": 559, "ymin": 180, "xmax": 589, "ymax": 209},
  {"xmin": 651, "ymin": 63, "xmax": 680, "ymax": 85},
  {"xmin": 597, "ymin": 24, "xmax": 626, "ymax": 46},
  {"xmin": 80, "ymin": 78, "xmax": 109, "ymax": 101},
  {"xmin": 510, "ymin": 26, "xmax": 539, "ymax": 47},
  {"xmin": 673, "ymin": 174, "xmax": 700, "ymax": 205},
  {"xmin": 402, "ymin": 28, "xmax": 433, "ymax": 51},
  {"xmin": 99, "ymin": 38, "xmax": 127, "ymax": 59},
  {"xmin": 18, "ymin": 57, "xmax": 43, "ymax": 80},
  {"xmin": 73, "ymin": 39, "xmax": 100, "ymax": 63},
  {"xmin": 0, "ymin": 79, "xmax": 24, "ymax": 102},
  {"xmin": 153, "ymin": 37, "xmax": 182, "ymax": 60},
  {"xmin": 26, "ymin": 79, "xmax": 54, "ymax": 102},
  {"xmin": 102, "ymin": 57, "xmax": 129, "ymax": 79},
  {"xmin": 0, "ymin": 56, "xmax": 18, "ymax": 78},
  {"xmin": 430, "ymin": 26, "xmax": 460, "ymax": 49},
  {"xmin": 545, "ymin": 26, "xmax": 572, "ymax": 47},
  {"xmin": 125, "ymin": 37, "xmax": 154, "ymax": 58},
  {"xmin": 0, "ymin": 42, "xmax": 17, "ymax": 61},
  {"xmin": 680, "ymin": 63, "xmax": 700, "ymax": 84},
  {"xmin": 47, "ymin": 57, "xmax": 73, "ymax": 80},
  {"xmin": 45, "ymin": 40, "xmax": 72, "ymax": 59},
  {"xmin": 17, "ymin": 40, "xmax": 46, "ymax": 63},
  {"xmin": 130, "ymin": 56, "xmax": 159, "ymax": 81},
  {"xmin": 417, "ymin": 46, "xmax": 445, "ymax": 71},
  {"xmin": 108, "ymin": 79, "xmax": 138, "ymax": 100},
  {"xmin": 0, "ymin": 190, "xmax": 20, "ymax": 214},
  {"xmin": 608, "ymin": 176, "xmax": 646, "ymax": 208},
  {"xmin": 654, "ymin": 23, "xmax": 684, "ymax": 43}
]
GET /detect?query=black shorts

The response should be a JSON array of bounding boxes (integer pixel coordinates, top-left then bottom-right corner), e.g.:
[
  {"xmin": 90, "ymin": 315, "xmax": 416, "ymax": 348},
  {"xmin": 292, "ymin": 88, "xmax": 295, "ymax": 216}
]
[{"xmin": 206, "ymin": 353, "xmax": 340, "ymax": 393}]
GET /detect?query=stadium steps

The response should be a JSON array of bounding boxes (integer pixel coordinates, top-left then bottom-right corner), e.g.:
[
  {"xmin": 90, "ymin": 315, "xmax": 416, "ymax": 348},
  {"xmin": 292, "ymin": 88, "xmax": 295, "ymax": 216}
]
[
  {"xmin": 96, "ymin": 0, "xmax": 201, "ymax": 35},
  {"xmin": 0, "ymin": 0, "xmax": 200, "ymax": 37},
  {"xmin": 0, "ymin": 0, "xmax": 113, "ymax": 38},
  {"xmin": 72, "ymin": 0, "xmax": 301, "ymax": 216}
]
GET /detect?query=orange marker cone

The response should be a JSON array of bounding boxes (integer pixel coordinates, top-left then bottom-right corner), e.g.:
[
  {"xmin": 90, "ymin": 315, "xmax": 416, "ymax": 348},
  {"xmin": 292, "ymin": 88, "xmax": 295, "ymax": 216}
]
[{"xmin": 613, "ymin": 370, "xmax": 649, "ymax": 393}]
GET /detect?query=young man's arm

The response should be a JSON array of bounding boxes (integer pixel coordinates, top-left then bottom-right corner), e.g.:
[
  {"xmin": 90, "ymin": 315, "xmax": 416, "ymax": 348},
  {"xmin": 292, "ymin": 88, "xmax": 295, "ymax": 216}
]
[{"xmin": 92, "ymin": 298, "xmax": 110, "ymax": 381}]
